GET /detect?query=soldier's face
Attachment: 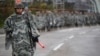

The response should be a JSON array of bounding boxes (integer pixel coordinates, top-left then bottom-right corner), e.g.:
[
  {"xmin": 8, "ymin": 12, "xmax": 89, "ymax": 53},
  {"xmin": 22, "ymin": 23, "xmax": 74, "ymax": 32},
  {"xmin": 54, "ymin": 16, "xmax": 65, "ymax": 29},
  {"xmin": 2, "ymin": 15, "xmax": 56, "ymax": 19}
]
[{"xmin": 16, "ymin": 8, "xmax": 23, "ymax": 14}]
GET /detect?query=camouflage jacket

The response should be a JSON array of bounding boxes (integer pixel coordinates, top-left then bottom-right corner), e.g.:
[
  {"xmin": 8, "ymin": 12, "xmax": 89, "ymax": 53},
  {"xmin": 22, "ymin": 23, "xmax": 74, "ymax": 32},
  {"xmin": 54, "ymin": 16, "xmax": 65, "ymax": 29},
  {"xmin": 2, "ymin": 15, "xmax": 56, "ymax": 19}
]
[{"xmin": 4, "ymin": 13, "xmax": 40, "ymax": 51}]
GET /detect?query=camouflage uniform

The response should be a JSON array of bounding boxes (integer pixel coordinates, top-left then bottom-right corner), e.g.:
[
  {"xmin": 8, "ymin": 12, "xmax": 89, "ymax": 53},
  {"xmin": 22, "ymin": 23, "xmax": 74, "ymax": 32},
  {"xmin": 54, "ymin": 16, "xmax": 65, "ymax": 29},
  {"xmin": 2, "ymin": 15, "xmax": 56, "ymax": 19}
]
[{"xmin": 4, "ymin": 12, "xmax": 40, "ymax": 56}]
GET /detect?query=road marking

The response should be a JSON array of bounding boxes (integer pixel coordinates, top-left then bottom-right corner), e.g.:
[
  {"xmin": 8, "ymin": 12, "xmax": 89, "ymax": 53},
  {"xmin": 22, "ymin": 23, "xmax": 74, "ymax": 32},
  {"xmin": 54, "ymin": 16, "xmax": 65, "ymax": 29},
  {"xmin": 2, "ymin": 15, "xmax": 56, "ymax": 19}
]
[
  {"xmin": 0, "ymin": 34, "xmax": 5, "ymax": 37},
  {"xmin": 69, "ymin": 35, "xmax": 74, "ymax": 39},
  {"xmin": 53, "ymin": 43, "xmax": 64, "ymax": 51},
  {"xmin": 79, "ymin": 32, "xmax": 86, "ymax": 34}
]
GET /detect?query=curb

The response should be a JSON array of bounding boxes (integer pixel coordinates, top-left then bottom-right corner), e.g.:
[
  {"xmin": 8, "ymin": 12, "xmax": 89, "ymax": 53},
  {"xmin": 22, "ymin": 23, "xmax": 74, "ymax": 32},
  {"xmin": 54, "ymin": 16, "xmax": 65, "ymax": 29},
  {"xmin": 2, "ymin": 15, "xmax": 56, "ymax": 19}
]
[
  {"xmin": 0, "ymin": 28, "xmax": 5, "ymax": 34},
  {"xmin": 0, "ymin": 34, "xmax": 5, "ymax": 37}
]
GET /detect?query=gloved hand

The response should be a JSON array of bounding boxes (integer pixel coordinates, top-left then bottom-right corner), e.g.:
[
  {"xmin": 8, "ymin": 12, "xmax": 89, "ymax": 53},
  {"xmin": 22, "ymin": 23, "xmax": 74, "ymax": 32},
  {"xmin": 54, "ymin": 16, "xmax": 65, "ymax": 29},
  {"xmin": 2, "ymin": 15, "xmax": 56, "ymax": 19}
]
[{"xmin": 32, "ymin": 37, "xmax": 39, "ymax": 42}]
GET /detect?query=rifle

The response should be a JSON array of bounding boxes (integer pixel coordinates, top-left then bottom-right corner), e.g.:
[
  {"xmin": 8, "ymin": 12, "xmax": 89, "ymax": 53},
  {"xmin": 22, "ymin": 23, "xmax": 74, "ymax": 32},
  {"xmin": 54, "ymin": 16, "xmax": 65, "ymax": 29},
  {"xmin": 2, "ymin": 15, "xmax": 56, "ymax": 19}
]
[{"xmin": 24, "ymin": 13, "xmax": 45, "ymax": 48}]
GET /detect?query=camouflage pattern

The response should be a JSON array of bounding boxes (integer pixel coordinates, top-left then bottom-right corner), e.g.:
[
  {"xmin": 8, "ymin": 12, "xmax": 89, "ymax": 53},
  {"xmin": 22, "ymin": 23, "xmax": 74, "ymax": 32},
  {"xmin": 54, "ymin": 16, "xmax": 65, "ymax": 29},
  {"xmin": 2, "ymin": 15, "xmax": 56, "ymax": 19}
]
[{"xmin": 4, "ymin": 13, "xmax": 40, "ymax": 56}]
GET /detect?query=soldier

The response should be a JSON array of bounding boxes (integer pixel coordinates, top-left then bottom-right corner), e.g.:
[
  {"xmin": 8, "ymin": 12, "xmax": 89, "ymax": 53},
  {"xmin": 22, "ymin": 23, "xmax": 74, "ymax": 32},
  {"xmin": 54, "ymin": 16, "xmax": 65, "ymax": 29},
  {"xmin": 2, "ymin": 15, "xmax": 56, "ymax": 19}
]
[
  {"xmin": 45, "ymin": 11, "xmax": 54, "ymax": 31},
  {"xmin": 4, "ymin": 3, "xmax": 40, "ymax": 56}
]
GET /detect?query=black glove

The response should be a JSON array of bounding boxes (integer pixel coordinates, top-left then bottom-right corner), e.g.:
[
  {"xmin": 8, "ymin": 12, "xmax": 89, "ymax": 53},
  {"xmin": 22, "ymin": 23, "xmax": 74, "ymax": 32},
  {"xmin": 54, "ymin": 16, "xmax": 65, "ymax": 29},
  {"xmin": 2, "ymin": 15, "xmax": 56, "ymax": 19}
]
[{"xmin": 32, "ymin": 37, "xmax": 39, "ymax": 42}]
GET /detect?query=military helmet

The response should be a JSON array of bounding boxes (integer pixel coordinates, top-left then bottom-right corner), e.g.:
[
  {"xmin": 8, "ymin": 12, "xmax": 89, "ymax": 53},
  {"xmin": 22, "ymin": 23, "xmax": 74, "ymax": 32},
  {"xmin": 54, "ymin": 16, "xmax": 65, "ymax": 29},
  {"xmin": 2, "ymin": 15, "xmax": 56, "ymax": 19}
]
[{"xmin": 14, "ymin": 3, "xmax": 24, "ymax": 9}]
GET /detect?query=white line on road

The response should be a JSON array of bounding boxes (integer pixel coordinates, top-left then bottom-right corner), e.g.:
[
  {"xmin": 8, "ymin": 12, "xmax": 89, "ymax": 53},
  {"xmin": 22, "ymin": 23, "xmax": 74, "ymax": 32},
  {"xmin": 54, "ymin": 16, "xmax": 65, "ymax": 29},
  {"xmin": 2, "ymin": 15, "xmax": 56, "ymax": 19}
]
[
  {"xmin": 69, "ymin": 35, "xmax": 74, "ymax": 39},
  {"xmin": 53, "ymin": 43, "xmax": 64, "ymax": 51}
]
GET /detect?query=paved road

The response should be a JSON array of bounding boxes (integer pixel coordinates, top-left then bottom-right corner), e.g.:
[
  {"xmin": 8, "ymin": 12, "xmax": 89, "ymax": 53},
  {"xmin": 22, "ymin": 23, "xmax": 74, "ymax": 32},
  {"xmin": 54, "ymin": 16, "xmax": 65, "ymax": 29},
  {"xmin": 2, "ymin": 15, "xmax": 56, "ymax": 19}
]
[{"xmin": 0, "ymin": 25, "xmax": 100, "ymax": 56}]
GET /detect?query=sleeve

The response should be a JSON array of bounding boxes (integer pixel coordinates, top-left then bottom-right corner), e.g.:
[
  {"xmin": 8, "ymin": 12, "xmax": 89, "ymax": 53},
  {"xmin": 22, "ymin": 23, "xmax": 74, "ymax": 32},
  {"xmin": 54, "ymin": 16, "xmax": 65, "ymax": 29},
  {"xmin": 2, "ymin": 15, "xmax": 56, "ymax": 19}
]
[
  {"xmin": 30, "ymin": 14, "xmax": 40, "ymax": 38},
  {"xmin": 4, "ymin": 17, "xmax": 13, "ymax": 50}
]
